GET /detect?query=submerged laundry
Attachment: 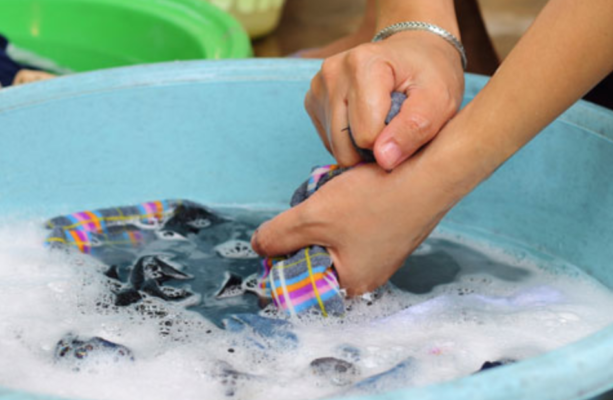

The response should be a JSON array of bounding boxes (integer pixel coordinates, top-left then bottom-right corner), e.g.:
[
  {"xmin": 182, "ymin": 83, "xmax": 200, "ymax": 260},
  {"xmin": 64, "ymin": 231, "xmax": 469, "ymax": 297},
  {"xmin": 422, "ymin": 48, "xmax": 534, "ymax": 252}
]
[
  {"xmin": 45, "ymin": 198, "xmax": 346, "ymax": 319},
  {"xmin": 54, "ymin": 334, "xmax": 135, "ymax": 370},
  {"xmin": 3, "ymin": 215, "xmax": 613, "ymax": 400}
]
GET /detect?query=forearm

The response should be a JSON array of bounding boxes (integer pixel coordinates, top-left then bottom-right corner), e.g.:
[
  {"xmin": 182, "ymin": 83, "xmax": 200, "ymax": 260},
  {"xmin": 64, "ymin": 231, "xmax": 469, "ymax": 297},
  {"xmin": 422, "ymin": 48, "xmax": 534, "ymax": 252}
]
[
  {"xmin": 376, "ymin": 0, "xmax": 459, "ymax": 38},
  {"xmin": 413, "ymin": 0, "xmax": 613, "ymax": 204}
]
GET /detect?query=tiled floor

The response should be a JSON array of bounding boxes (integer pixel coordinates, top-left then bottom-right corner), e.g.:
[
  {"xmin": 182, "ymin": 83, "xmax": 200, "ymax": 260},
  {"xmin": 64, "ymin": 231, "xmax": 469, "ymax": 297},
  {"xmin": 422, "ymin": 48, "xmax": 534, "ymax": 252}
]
[{"xmin": 253, "ymin": 0, "xmax": 548, "ymax": 59}]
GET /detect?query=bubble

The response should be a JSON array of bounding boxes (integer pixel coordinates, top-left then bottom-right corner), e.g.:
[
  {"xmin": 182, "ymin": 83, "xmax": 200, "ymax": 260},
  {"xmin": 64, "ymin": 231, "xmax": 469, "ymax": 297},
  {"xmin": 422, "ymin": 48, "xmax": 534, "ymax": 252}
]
[{"xmin": 1, "ymin": 215, "xmax": 613, "ymax": 400}]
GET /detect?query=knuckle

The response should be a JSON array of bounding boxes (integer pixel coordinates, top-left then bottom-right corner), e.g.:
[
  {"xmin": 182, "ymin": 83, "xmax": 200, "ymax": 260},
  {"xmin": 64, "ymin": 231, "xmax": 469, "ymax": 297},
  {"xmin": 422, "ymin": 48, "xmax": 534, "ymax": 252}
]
[
  {"xmin": 439, "ymin": 86, "xmax": 459, "ymax": 115},
  {"xmin": 346, "ymin": 44, "xmax": 378, "ymax": 69},
  {"xmin": 403, "ymin": 113, "xmax": 434, "ymax": 144},
  {"xmin": 447, "ymin": 87, "xmax": 462, "ymax": 114},
  {"xmin": 304, "ymin": 92, "xmax": 317, "ymax": 120},
  {"xmin": 337, "ymin": 154, "xmax": 360, "ymax": 168},
  {"xmin": 353, "ymin": 131, "xmax": 375, "ymax": 149},
  {"xmin": 254, "ymin": 230, "xmax": 271, "ymax": 254},
  {"xmin": 320, "ymin": 58, "xmax": 340, "ymax": 83}
]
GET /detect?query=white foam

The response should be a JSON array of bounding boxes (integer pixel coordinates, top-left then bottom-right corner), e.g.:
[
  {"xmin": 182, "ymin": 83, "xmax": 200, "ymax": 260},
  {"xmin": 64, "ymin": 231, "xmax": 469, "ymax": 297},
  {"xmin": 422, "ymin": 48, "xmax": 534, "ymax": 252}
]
[
  {"xmin": 215, "ymin": 240, "xmax": 258, "ymax": 259},
  {"xmin": 1, "ymin": 221, "xmax": 613, "ymax": 400}
]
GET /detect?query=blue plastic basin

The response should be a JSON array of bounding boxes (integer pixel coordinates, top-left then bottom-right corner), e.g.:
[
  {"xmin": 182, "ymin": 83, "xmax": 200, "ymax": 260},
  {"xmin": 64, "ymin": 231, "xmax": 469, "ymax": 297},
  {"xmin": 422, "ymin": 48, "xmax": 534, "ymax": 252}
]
[{"xmin": 1, "ymin": 60, "xmax": 613, "ymax": 400}]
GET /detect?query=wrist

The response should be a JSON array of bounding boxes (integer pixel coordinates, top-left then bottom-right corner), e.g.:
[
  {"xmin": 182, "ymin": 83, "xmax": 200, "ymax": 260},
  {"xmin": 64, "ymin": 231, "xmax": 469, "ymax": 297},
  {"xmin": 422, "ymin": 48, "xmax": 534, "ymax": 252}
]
[
  {"xmin": 376, "ymin": 0, "xmax": 460, "ymax": 39},
  {"xmin": 379, "ymin": 27, "xmax": 466, "ymax": 71},
  {"xmin": 412, "ymin": 106, "xmax": 504, "ymax": 206}
]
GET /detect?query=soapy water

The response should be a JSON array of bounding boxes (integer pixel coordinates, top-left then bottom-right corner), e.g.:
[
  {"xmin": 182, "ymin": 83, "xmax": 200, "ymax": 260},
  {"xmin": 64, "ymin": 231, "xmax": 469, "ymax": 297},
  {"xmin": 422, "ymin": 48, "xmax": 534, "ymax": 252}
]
[{"xmin": 2, "ymin": 209, "xmax": 613, "ymax": 400}]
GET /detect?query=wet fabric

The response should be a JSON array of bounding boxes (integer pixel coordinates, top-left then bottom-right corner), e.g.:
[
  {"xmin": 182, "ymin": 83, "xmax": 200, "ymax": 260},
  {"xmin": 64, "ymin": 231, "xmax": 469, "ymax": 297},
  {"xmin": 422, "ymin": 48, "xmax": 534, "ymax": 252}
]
[
  {"xmin": 45, "ymin": 200, "xmax": 227, "ymax": 310},
  {"xmin": 259, "ymin": 166, "xmax": 347, "ymax": 317},
  {"xmin": 54, "ymin": 334, "xmax": 135, "ymax": 370},
  {"xmin": 45, "ymin": 199, "xmax": 221, "ymax": 255},
  {"xmin": 257, "ymin": 92, "xmax": 407, "ymax": 317},
  {"xmin": 259, "ymin": 245, "xmax": 345, "ymax": 317}
]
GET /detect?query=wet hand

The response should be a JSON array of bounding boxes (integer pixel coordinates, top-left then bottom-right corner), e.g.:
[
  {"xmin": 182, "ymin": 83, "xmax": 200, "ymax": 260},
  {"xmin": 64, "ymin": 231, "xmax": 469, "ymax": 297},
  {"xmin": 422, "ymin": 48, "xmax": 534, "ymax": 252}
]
[
  {"xmin": 251, "ymin": 160, "xmax": 455, "ymax": 296},
  {"xmin": 305, "ymin": 31, "xmax": 464, "ymax": 170}
]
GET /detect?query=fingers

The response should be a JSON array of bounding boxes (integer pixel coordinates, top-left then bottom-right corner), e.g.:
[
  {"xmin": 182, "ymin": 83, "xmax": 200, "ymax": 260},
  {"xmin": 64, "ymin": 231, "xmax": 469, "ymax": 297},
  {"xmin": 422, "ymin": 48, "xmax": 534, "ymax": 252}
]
[
  {"xmin": 318, "ymin": 56, "xmax": 362, "ymax": 167},
  {"xmin": 305, "ymin": 59, "xmax": 357, "ymax": 165},
  {"xmin": 304, "ymin": 76, "xmax": 332, "ymax": 154},
  {"xmin": 328, "ymin": 96, "xmax": 363, "ymax": 167},
  {"xmin": 251, "ymin": 202, "xmax": 322, "ymax": 257},
  {"xmin": 305, "ymin": 45, "xmax": 399, "ymax": 167},
  {"xmin": 374, "ymin": 85, "xmax": 457, "ymax": 170},
  {"xmin": 346, "ymin": 47, "xmax": 395, "ymax": 153}
]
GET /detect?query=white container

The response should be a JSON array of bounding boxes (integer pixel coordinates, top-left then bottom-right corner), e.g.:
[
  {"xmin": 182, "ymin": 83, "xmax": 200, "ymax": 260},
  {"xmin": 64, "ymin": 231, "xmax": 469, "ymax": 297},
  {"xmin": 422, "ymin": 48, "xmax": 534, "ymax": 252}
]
[{"xmin": 207, "ymin": 0, "xmax": 286, "ymax": 38}]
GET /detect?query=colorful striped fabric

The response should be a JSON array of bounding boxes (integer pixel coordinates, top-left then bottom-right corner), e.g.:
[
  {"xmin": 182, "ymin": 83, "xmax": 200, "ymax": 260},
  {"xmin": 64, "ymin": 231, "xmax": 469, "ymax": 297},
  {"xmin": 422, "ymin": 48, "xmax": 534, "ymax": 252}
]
[
  {"xmin": 259, "ymin": 246, "xmax": 344, "ymax": 317},
  {"xmin": 45, "ymin": 200, "xmax": 207, "ymax": 255},
  {"xmin": 259, "ymin": 165, "xmax": 348, "ymax": 317}
]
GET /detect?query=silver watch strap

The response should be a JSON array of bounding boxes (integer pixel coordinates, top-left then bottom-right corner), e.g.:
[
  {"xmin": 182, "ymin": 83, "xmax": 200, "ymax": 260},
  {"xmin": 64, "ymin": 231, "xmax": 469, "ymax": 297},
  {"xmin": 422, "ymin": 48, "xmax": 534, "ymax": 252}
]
[{"xmin": 372, "ymin": 21, "xmax": 467, "ymax": 70}]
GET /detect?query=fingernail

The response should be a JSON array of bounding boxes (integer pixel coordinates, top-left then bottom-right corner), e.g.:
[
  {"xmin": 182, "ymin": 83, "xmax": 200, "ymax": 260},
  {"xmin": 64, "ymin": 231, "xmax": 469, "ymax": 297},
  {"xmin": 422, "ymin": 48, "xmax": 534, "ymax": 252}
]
[{"xmin": 379, "ymin": 141, "xmax": 402, "ymax": 169}]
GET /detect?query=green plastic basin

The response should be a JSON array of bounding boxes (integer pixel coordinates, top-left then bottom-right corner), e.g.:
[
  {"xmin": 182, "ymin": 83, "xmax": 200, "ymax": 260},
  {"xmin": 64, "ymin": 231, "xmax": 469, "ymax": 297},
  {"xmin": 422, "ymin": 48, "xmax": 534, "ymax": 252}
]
[{"xmin": 0, "ymin": 0, "xmax": 251, "ymax": 72}]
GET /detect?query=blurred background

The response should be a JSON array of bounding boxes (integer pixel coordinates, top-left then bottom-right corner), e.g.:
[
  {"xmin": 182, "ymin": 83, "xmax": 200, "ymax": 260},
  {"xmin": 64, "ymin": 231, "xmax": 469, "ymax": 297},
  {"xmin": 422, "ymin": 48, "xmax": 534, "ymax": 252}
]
[
  {"xmin": 252, "ymin": 0, "xmax": 548, "ymax": 60},
  {"xmin": 0, "ymin": 0, "xmax": 609, "ymax": 107}
]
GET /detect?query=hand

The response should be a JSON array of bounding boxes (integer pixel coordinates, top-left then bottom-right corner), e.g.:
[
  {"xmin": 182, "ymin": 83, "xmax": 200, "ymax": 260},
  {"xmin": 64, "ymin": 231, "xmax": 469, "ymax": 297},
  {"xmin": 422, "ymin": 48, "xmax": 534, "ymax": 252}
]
[
  {"xmin": 13, "ymin": 69, "xmax": 55, "ymax": 86},
  {"xmin": 251, "ymin": 159, "xmax": 456, "ymax": 296},
  {"xmin": 305, "ymin": 30, "xmax": 464, "ymax": 170}
]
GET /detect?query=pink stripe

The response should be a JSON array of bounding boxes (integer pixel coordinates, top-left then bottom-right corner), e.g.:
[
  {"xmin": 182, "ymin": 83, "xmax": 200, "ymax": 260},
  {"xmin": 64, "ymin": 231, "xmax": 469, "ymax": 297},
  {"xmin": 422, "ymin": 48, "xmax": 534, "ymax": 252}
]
[
  {"xmin": 71, "ymin": 212, "xmax": 87, "ymax": 224},
  {"xmin": 287, "ymin": 277, "xmax": 335, "ymax": 300},
  {"xmin": 143, "ymin": 202, "xmax": 155, "ymax": 216},
  {"xmin": 74, "ymin": 229, "xmax": 88, "ymax": 241},
  {"xmin": 277, "ymin": 282, "xmax": 335, "ymax": 307},
  {"xmin": 280, "ymin": 285, "xmax": 335, "ymax": 310},
  {"xmin": 76, "ymin": 212, "xmax": 98, "ymax": 231},
  {"xmin": 273, "ymin": 272, "xmax": 337, "ymax": 306}
]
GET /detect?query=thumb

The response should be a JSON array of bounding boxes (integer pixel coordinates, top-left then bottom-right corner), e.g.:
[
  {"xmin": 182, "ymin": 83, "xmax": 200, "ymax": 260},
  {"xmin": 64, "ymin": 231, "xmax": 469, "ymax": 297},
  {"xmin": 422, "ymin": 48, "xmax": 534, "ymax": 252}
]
[
  {"xmin": 251, "ymin": 202, "xmax": 316, "ymax": 257},
  {"xmin": 374, "ymin": 88, "xmax": 448, "ymax": 171}
]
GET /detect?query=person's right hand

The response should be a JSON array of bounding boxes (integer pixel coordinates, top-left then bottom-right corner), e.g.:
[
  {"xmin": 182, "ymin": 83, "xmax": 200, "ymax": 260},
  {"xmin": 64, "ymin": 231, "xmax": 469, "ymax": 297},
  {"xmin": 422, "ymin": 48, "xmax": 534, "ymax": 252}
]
[
  {"xmin": 251, "ymin": 153, "xmax": 462, "ymax": 296},
  {"xmin": 305, "ymin": 30, "xmax": 464, "ymax": 170}
]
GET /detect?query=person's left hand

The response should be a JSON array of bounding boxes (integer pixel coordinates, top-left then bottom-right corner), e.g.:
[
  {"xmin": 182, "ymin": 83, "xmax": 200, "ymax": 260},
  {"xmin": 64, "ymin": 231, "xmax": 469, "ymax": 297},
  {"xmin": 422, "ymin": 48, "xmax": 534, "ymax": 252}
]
[
  {"xmin": 305, "ymin": 31, "xmax": 465, "ymax": 171},
  {"xmin": 250, "ymin": 159, "xmax": 456, "ymax": 296}
]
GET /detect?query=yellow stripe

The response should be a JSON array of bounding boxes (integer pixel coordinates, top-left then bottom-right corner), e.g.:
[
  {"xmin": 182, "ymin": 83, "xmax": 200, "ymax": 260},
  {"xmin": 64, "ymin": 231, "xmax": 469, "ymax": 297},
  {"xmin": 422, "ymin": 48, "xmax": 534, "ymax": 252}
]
[
  {"xmin": 305, "ymin": 248, "xmax": 327, "ymax": 317},
  {"xmin": 273, "ymin": 252, "xmax": 329, "ymax": 270},
  {"xmin": 45, "ymin": 237, "xmax": 67, "ymax": 244},
  {"xmin": 46, "ymin": 237, "xmax": 140, "ymax": 246},
  {"xmin": 57, "ymin": 212, "xmax": 169, "ymax": 231}
]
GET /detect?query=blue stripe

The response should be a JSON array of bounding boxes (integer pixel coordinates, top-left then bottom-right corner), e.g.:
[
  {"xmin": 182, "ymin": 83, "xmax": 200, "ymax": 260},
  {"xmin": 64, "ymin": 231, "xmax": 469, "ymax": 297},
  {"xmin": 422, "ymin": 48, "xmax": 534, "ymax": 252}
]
[
  {"xmin": 138, "ymin": 204, "xmax": 148, "ymax": 218},
  {"xmin": 292, "ymin": 289, "xmax": 340, "ymax": 313},
  {"xmin": 293, "ymin": 298, "xmax": 319, "ymax": 313},
  {"xmin": 67, "ymin": 214, "xmax": 80, "ymax": 226},
  {"xmin": 92, "ymin": 210, "xmax": 107, "ymax": 232},
  {"xmin": 161, "ymin": 199, "xmax": 170, "ymax": 213}
]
